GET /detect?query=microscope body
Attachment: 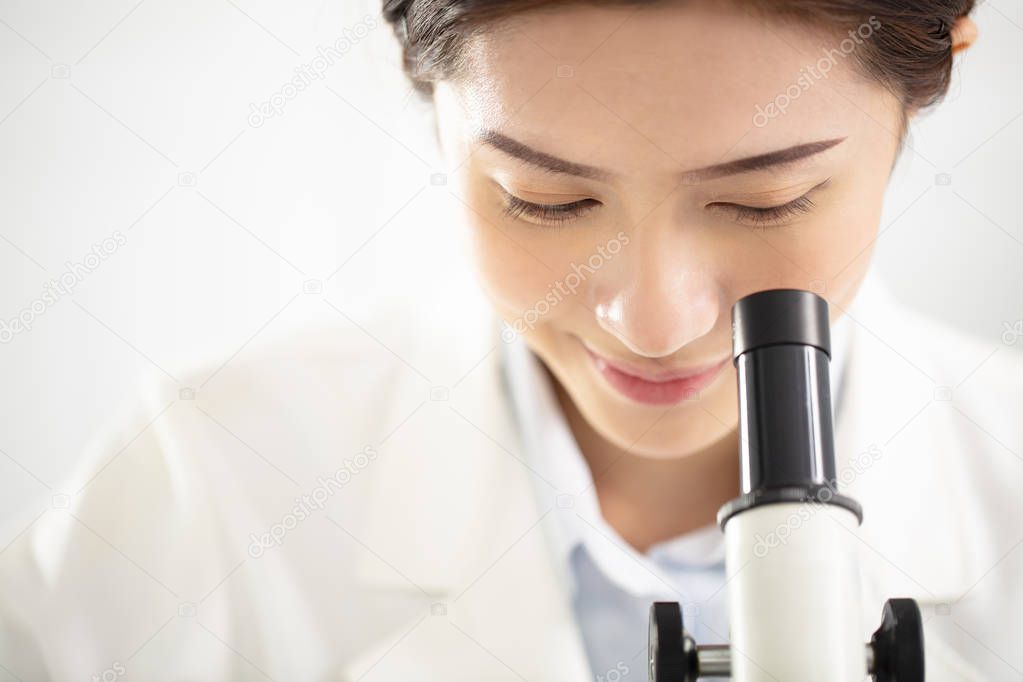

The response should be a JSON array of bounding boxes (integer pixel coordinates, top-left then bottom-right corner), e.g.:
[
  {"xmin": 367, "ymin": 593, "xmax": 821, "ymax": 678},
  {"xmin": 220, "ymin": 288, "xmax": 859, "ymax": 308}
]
[{"xmin": 724, "ymin": 501, "xmax": 865, "ymax": 681}]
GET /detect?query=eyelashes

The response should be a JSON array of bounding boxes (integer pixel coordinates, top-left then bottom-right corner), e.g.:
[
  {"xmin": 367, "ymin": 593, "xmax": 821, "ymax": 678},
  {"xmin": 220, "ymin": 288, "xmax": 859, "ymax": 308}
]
[
  {"xmin": 717, "ymin": 193, "xmax": 817, "ymax": 229},
  {"xmin": 500, "ymin": 192, "xmax": 599, "ymax": 226},
  {"xmin": 498, "ymin": 179, "xmax": 829, "ymax": 229}
]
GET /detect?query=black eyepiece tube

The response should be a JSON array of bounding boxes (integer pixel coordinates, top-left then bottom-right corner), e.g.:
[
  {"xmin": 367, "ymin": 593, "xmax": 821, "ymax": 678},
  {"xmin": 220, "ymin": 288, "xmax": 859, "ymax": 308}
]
[{"xmin": 717, "ymin": 288, "xmax": 862, "ymax": 529}]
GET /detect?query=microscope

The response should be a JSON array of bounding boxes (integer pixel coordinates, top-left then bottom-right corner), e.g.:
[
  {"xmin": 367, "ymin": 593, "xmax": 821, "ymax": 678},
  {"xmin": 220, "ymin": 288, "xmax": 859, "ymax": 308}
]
[{"xmin": 648, "ymin": 289, "xmax": 925, "ymax": 682}]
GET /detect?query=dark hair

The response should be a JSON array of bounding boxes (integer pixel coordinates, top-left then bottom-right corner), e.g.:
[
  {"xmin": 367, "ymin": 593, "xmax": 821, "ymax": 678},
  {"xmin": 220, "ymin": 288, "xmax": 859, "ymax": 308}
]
[{"xmin": 381, "ymin": 0, "xmax": 975, "ymax": 121}]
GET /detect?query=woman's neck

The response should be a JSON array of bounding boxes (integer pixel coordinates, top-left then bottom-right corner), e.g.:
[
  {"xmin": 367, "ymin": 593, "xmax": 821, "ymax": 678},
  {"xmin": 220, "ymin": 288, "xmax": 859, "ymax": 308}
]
[{"xmin": 551, "ymin": 370, "xmax": 740, "ymax": 555}]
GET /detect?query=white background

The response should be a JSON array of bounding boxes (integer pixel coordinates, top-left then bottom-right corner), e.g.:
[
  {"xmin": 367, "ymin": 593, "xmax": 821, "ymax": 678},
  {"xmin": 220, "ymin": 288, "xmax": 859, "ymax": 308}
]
[{"xmin": 0, "ymin": 0, "xmax": 1020, "ymax": 541}]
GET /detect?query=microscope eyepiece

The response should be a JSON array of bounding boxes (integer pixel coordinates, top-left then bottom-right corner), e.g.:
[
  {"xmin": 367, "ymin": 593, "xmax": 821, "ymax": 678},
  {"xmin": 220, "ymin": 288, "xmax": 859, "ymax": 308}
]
[
  {"xmin": 731, "ymin": 288, "xmax": 831, "ymax": 360},
  {"xmin": 718, "ymin": 288, "xmax": 862, "ymax": 529}
]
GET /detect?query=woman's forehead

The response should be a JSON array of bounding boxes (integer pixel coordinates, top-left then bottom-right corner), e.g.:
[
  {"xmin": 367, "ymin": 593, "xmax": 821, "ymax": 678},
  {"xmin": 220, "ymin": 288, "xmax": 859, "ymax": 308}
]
[{"xmin": 440, "ymin": 3, "xmax": 886, "ymax": 177}]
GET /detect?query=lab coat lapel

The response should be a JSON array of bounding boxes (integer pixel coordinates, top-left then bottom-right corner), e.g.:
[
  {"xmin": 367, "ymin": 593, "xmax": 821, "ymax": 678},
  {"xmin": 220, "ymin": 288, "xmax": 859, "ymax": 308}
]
[
  {"xmin": 340, "ymin": 322, "xmax": 593, "ymax": 681},
  {"xmin": 832, "ymin": 273, "xmax": 992, "ymax": 680},
  {"xmin": 834, "ymin": 271, "xmax": 974, "ymax": 607}
]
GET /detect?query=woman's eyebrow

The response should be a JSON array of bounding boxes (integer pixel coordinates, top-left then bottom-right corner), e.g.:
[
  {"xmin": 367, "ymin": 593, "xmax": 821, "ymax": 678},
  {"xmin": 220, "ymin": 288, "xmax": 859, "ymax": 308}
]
[
  {"xmin": 475, "ymin": 128, "xmax": 846, "ymax": 184},
  {"xmin": 476, "ymin": 128, "xmax": 613, "ymax": 181},
  {"xmin": 681, "ymin": 137, "xmax": 846, "ymax": 183}
]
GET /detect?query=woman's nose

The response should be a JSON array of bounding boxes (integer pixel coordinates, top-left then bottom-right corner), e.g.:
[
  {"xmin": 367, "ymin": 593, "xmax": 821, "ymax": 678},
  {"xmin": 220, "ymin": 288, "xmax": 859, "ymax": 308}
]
[{"xmin": 588, "ymin": 238, "xmax": 720, "ymax": 358}]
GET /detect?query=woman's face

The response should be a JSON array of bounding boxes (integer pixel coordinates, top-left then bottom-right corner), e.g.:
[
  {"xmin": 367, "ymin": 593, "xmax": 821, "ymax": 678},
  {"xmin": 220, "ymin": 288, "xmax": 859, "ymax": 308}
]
[{"xmin": 433, "ymin": 0, "xmax": 903, "ymax": 458}]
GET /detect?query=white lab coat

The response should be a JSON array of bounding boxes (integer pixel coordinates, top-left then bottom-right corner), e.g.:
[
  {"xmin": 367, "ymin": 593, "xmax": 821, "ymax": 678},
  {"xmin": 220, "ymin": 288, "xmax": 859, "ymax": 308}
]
[{"xmin": 0, "ymin": 269, "xmax": 1021, "ymax": 681}]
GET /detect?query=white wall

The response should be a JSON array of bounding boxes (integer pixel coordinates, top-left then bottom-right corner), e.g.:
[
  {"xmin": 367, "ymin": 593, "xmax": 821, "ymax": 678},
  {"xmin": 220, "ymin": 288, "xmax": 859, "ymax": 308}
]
[{"xmin": 0, "ymin": 0, "xmax": 1020, "ymax": 540}]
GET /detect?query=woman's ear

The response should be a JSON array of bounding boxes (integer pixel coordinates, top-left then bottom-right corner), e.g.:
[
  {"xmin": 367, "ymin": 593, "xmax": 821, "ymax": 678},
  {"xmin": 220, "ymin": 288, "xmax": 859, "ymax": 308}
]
[{"xmin": 951, "ymin": 15, "xmax": 978, "ymax": 55}]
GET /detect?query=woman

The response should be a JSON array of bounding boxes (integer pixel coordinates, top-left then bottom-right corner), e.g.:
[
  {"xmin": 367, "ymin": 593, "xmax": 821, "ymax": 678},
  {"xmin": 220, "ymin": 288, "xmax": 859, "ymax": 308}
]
[{"xmin": 1, "ymin": 1, "xmax": 1020, "ymax": 680}]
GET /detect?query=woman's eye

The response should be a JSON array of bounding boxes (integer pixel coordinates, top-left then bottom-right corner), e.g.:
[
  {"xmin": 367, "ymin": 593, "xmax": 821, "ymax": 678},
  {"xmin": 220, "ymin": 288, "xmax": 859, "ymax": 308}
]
[
  {"xmin": 500, "ymin": 191, "xmax": 600, "ymax": 226},
  {"xmin": 710, "ymin": 179, "xmax": 830, "ymax": 229}
]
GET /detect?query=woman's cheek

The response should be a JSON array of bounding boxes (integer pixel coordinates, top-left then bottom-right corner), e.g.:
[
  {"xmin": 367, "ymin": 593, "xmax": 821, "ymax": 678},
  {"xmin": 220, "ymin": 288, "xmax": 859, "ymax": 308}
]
[
  {"xmin": 798, "ymin": 178, "xmax": 885, "ymax": 292},
  {"xmin": 450, "ymin": 178, "xmax": 546, "ymax": 321},
  {"xmin": 800, "ymin": 132, "xmax": 895, "ymax": 289},
  {"xmin": 460, "ymin": 181, "xmax": 608, "ymax": 329},
  {"xmin": 465, "ymin": 214, "xmax": 569, "ymax": 327}
]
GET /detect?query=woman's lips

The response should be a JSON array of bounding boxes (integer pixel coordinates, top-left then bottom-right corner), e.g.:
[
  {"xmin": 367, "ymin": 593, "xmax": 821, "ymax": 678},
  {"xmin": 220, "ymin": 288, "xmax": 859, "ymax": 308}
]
[{"xmin": 584, "ymin": 346, "xmax": 730, "ymax": 406}]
